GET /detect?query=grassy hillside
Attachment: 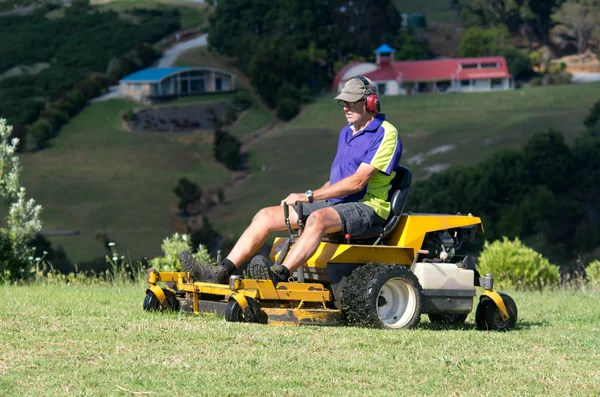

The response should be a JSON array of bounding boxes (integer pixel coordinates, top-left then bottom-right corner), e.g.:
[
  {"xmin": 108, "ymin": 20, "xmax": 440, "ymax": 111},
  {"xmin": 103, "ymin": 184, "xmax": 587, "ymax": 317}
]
[
  {"xmin": 15, "ymin": 82, "xmax": 599, "ymax": 263},
  {"xmin": 1, "ymin": 284, "xmax": 599, "ymax": 395},
  {"xmin": 17, "ymin": 94, "xmax": 272, "ymax": 264},
  {"xmin": 209, "ymin": 83, "xmax": 600, "ymax": 236}
]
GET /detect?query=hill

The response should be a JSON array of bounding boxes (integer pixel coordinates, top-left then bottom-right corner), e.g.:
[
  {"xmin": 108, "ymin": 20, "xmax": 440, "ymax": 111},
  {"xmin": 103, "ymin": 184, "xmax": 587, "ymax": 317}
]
[{"xmin": 16, "ymin": 78, "xmax": 600, "ymax": 263}]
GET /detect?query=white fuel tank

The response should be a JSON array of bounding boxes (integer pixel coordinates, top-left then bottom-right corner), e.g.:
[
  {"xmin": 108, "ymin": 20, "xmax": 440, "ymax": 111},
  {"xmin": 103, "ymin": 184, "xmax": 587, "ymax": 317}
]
[{"xmin": 412, "ymin": 262, "xmax": 474, "ymax": 291}]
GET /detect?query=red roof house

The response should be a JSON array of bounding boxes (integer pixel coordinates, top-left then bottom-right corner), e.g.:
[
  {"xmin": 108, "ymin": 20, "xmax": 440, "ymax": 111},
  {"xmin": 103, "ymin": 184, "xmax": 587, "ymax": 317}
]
[{"xmin": 334, "ymin": 44, "xmax": 514, "ymax": 95}]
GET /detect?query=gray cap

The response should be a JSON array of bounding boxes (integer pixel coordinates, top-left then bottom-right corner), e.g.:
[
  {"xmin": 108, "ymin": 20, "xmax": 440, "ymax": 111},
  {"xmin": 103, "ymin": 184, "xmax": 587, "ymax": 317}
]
[{"xmin": 334, "ymin": 76, "xmax": 377, "ymax": 102}]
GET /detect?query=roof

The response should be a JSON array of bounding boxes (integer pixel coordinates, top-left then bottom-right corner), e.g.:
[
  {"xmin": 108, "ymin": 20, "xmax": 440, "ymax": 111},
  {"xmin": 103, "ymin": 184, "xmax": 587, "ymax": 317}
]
[
  {"xmin": 375, "ymin": 44, "xmax": 395, "ymax": 54},
  {"xmin": 121, "ymin": 67, "xmax": 237, "ymax": 84},
  {"xmin": 121, "ymin": 67, "xmax": 187, "ymax": 82},
  {"xmin": 360, "ymin": 57, "xmax": 511, "ymax": 83}
]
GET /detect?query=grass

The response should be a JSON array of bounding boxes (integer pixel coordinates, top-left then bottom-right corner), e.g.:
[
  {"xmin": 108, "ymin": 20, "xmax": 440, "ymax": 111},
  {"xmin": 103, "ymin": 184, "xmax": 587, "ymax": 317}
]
[{"xmin": 0, "ymin": 284, "xmax": 598, "ymax": 395}]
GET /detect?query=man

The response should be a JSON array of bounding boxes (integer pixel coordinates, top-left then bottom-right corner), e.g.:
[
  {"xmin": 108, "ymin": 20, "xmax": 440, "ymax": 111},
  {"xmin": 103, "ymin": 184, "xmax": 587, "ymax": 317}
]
[{"xmin": 180, "ymin": 75, "xmax": 402, "ymax": 285}]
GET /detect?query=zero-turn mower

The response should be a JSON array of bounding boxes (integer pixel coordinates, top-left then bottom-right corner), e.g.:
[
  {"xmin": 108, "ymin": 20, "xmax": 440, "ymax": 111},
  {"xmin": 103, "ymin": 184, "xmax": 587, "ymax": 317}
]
[{"xmin": 143, "ymin": 166, "xmax": 518, "ymax": 331}]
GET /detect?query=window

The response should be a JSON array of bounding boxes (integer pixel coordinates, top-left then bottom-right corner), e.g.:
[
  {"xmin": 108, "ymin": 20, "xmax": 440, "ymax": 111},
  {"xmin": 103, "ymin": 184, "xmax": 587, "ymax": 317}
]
[
  {"xmin": 481, "ymin": 62, "xmax": 499, "ymax": 69},
  {"xmin": 491, "ymin": 78, "xmax": 503, "ymax": 89},
  {"xmin": 461, "ymin": 64, "xmax": 478, "ymax": 69},
  {"xmin": 461, "ymin": 79, "xmax": 470, "ymax": 87},
  {"xmin": 134, "ymin": 83, "xmax": 141, "ymax": 91},
  {"xmin": 377, "ymin": 83, "xmax": 386, "ymax": 95}
]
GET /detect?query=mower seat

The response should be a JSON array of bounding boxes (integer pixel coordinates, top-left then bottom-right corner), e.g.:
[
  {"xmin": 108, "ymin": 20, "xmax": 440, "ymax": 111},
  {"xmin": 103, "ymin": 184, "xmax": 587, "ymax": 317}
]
[{"xmin": 325, "ymin": 165, "xmax": 412, "ymax": 245}]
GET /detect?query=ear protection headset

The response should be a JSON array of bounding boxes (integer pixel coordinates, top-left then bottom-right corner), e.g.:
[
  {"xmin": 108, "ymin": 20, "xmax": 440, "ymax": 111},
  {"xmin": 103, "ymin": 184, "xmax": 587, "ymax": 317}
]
[{"xmin": 353, "ymin": 75, "xmax": 380, "ymax": 113}]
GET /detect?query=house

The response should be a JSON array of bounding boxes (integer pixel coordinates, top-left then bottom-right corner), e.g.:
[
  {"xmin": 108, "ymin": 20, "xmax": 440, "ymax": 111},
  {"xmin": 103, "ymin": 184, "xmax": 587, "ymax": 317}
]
[
  {"xmin": 333, "ymin": 44, "xmax": 514, "ymax": 95},
  {"xmin": 120, "ymin": 67, "xmax": 236, "ymax": 102}
]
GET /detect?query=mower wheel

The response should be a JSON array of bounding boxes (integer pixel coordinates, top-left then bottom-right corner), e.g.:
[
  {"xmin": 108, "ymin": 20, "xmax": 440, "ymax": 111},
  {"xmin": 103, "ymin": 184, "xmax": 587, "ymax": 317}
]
[
  {"xmin": 143, "ymin": 288, "xmax": 179, "ymax": 312},
  {"xmin": 475, "ymin": 292, "xmax": 517, "ymax": 331},
  {"xmin": 342, "ymin": 263, "xmax": 422, "ymax": 329},
  {"xmin": 428, "ymin": 313, "xmax": 468, "ymax": 325},
  {"xmin": 225, "ymin": 297, "xmax": 262, "ymax": 323}
]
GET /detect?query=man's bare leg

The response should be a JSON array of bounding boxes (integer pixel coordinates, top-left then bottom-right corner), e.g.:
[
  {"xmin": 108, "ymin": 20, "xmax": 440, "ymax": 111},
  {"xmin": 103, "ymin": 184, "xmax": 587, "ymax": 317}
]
[
  {"xmin": 280, "ymin": 207, "xmax": 343, "ymax": 273},
  {"xmin": 226, "ymin": 205, "xmax": 299, "ymax": 267}
]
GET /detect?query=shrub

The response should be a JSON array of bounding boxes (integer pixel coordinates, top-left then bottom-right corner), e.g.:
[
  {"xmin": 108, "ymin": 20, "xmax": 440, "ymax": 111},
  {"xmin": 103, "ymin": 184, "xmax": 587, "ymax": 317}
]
[
  {"xmin": 586, "ymin": 260, "xmax": 600, "ymax": 287},
  {"xmin": 478, "ymin": 237, "xmax": 560, "ymax": 290},
  {"xmin": 233, "ymin": 90, "xmax": 253, "ymax": 111},
  {"xmin": 149, "ymin": 233, "xmax": 214, "ymax": 272},
  {"xmin": 276, "ymin": 98, "xmax": 300, "ymax": 121},
  {"xmin": 299, "ymin": 84, "xmax": 313, "ymax": 104}
]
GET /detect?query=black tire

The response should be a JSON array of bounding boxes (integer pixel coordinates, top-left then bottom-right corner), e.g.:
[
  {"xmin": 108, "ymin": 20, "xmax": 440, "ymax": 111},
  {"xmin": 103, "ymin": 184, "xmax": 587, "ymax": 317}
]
[
  {"xmin": 342, "ymin": 263, "xmax": 422, "ymax": 329},
  {"xmin": 475, "ymin": 292, "xmax": 517, "ymax": 331},
  {"xmin": 428, "ymin": 313, "xmax": 469, "ymax": 325},
  {"xmin": 143, "ymin": 289, "xmax": 179, "ymax": 312},
  {"xmin": 225, "ymin": 297, "xmax": 262, "ymax": 323}
]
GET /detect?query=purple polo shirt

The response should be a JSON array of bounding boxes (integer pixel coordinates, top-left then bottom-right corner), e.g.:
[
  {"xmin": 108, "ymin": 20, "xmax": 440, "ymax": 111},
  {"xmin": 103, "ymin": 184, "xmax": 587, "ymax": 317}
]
[{"xmin": 329, "ymin": 113, "xmax": 402, "ymax": 219}]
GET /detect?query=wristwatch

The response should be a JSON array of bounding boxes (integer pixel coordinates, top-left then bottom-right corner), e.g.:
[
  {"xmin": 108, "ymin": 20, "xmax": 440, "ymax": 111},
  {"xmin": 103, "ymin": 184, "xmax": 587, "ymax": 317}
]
[{"xmin": 305, "ymin": 190, "xmax": 314, "ymax": 203}]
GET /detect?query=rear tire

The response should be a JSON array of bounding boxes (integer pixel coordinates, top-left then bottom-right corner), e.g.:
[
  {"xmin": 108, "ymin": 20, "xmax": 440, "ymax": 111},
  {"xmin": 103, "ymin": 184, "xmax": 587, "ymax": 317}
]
[
  {"xmin": 342, "ymin": 263, "xmax": 422, "ymax": 329},
  {"xmin": 428, "ymin": 313, "xmax": 468, "ymax": 325},
  {"xmin": 475, "ymin": 292, "xmax": 517, "ymax": 331}
]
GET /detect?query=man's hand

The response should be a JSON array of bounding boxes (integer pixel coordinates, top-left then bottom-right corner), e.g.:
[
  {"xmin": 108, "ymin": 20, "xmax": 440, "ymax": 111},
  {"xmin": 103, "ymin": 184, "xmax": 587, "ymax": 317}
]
[{"xmin": 281, "ymin": 193, "xmax": 308, "ymax": 206}]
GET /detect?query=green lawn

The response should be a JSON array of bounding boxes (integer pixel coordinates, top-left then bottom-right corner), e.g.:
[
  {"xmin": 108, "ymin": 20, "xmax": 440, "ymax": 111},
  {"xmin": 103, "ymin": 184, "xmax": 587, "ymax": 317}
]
[{"xmin": 0, "ymin": 284, "xmax": 598, "ymax": 395}]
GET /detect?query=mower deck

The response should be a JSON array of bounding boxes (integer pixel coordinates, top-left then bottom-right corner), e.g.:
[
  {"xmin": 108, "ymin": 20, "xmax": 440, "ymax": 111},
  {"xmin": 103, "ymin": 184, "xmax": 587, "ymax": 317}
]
[{"xmin": 147, "ymin": 270, "xmax": 341, "ymax": 325}]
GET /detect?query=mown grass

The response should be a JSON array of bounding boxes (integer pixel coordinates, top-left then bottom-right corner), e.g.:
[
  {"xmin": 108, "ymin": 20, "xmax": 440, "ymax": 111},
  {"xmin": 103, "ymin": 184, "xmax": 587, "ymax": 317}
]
[{"xmin": 0, "ymin": 284, "xmax": 598, "ymax": 395}]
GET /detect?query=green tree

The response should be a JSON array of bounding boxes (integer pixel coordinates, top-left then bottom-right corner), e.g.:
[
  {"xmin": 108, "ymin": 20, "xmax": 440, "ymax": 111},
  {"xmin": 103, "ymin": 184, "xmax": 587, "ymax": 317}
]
[
  {"xmin": 552, "ymin": 0, "xmax": 600, "ymax": 64},
  {"xmin": 0, "ymin": 119, "xmax": 43, "ymax": 279},
  {"xmin": 173, "ymin": 178, "xmax": 202, "ymax": 215}
]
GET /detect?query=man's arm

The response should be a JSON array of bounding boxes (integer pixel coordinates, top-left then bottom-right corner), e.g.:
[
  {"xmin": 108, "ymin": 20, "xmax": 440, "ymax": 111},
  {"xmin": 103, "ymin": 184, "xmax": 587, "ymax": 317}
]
[{"xmin": 281, "ymin": 164, "xmax": 378, "ymax": 205}]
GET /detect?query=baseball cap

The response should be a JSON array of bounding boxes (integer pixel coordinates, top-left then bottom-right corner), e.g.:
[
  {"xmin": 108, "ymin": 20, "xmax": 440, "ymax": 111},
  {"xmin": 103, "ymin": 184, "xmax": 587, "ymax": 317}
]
[{"xmin": 334, "ymin": 76, "xmax": 377, "ymax": 102}]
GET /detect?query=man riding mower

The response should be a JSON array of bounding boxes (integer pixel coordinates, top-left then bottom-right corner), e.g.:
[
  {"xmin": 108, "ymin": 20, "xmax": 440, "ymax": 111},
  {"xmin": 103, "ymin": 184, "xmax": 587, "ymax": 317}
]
[{"xmin": 143, "ymin": 76, "xmax": 518, "ymax": 331}]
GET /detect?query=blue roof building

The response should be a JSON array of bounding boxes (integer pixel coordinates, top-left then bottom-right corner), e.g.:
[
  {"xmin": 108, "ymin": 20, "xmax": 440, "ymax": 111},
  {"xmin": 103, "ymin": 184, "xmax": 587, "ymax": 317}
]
[{"xmin": 120, "ymin": 67, "xmax": 237, "ymax": 102}]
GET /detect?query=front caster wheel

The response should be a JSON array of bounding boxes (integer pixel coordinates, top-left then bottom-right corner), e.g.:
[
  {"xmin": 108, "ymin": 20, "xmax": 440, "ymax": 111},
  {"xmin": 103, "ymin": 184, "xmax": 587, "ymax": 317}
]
[
  {"xmin": 475, "ymin": 292, "xmax": 517, "ymax": 331},
  {"xmin": 143, "ymin": 288, "xmax": 179, "ymax": 312},
  {"xmin": 225, "ymin": 297, "xmax": 262, "ymax": 323}
]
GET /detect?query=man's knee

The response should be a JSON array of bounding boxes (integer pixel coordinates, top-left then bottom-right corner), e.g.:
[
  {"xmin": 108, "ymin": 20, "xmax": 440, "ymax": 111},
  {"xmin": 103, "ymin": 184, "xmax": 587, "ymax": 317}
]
[{"xmin": 252, "ymin": 206, "xmax": 285, "ymax": 229}]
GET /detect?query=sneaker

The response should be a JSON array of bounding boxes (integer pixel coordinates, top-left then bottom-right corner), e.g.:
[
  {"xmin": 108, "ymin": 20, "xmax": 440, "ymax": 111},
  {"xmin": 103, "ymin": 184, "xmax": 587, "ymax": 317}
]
[
  {"xmin": 248, "ymin": 255, "xmax": 289, "ymax": 285},
  {"xmin": 178, "ymin": 251, "xmax": 217, "ymax": 283}
]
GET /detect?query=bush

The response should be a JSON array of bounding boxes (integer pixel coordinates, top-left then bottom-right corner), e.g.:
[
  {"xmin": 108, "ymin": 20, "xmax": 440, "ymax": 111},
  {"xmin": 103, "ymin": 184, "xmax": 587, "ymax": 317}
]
[
  {"xmin": 233, "ymin": 90, "xmax": 253, "ymax": 111},
  {"xmin": 299, "ymin": 84, "xmax": 313, "ymax": 104},
  {"xmin": 586, "ymin": 260, "xmax": 600, "ymax": 287},
  {"xmin": 276, "ymin": 98, "xmax": 300, "ymax": 121},
  {"xmin": 149, "ymin": 233, "xmax": 214, "ymax": 272},
  {"xmin": 478, "ymin": 237, "xmax": 560, "ymax": 290}
]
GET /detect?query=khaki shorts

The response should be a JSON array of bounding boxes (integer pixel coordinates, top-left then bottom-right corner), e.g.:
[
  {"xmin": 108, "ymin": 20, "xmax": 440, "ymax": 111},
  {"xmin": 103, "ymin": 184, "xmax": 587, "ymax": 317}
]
[{"xmin": 293, "ymin": 200, "xmax": 386, "ymax": 236}]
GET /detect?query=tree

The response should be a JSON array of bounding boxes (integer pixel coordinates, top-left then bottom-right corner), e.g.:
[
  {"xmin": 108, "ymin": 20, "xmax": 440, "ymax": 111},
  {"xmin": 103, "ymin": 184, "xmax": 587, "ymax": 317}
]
[
  {"xmin": 173, "ymin": 178, "xmax": 202, "ymax": 216},
  {"xmin": 0, "ymin": 119, "xmax": 43, "ymax": 279},
  {"xmin": 456, "ymin": 0, "xmax": 565, "ymax": 46},
  {"xmin": 552, "ymin": 1, "xmax": 600, "ymax": 64}
]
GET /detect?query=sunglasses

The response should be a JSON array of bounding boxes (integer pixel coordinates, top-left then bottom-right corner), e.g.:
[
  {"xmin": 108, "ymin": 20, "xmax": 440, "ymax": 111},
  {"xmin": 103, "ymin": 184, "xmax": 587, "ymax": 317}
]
[{"xmin": 337, "ymin": 99, "xmax": 364, "ymax": 109}]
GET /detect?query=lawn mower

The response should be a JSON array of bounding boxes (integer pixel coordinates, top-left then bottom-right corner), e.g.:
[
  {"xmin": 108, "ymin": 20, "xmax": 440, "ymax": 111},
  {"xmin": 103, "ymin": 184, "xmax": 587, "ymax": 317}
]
[{"xmin": 143, "ymin": 166, "xmax": 518, "ymax": 331}]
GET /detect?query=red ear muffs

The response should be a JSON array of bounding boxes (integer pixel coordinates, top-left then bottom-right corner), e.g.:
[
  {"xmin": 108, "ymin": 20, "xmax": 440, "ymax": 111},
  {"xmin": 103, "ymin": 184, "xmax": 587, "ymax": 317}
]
[
  {"xmin": 353, "ymin": 75, "xmax": 380, "ymax": 113},
  {"xmin": 365, "ymin": 93, "xmax": 380, "ymax": 113}
]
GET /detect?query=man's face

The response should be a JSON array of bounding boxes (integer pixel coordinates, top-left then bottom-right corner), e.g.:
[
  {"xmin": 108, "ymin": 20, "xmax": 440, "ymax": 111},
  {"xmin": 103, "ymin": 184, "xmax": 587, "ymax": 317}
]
[{"xmin": 339, "ymin": 99, "xmax": 367, "ymax": 124}]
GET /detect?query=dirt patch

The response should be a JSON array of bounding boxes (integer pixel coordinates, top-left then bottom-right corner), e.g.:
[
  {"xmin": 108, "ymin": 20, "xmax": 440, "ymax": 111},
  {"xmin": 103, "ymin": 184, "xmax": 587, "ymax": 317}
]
[{"xmin": 127, "ymin": 102, "xmax": 239, "ymax": 133}]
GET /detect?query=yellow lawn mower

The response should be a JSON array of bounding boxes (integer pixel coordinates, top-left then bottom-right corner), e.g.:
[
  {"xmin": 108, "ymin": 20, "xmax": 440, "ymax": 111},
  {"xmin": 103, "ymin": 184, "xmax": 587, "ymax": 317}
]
[{"xmin": 143, "ymin": 166, "xmax": 518, "ymax": 331}]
